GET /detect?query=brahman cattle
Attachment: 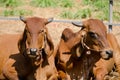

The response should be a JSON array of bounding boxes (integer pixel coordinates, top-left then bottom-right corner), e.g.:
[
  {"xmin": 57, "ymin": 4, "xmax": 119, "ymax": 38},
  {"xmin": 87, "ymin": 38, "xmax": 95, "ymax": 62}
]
[
  {"xmin": 0, "ymin": 34, "xmax": 21, "ymax": 79},
  {"xmin": 0, "ymin": 16, "xmax": 58, "ymax": 80},
  {"xmin": 55, "ymin": 19, "xmax": 113, "ymax": 80},
  {"xmin": 107, "ymin": 33, "xmax": 120, "ymax": 75},
  {"xmin": 93, "ymin": 33, "xmax": 120, "ymax": 80}
]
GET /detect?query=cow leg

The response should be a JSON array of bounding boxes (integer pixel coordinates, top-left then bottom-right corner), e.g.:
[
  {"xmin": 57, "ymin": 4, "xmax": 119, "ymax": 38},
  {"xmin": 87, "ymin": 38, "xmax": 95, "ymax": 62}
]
[
  {"xmin": 58, "ymin": 71, "xmax": 71, "ymax": 80},
  {"xmin": 2, "ymin": 59, "xmax": 20, "ymax": 80},
  {"xmin": 93, "ymin": 58, "xmax": 114, "ymax": 80},
  {"xmin": 93, "ymin": 68, "xmax": 108, "ymax": 80},
  {"xmin": 2, "ymin": 67, "xmax": 19, "ymax": 80},
  {"xmin": 48, "ymin": 74, "xmax": 58, "ymax": 80}
]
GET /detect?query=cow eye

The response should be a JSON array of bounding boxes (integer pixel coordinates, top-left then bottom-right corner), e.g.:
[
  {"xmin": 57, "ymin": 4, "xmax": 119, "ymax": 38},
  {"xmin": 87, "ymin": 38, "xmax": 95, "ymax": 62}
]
[
  {"xmin": 39, "ymin": 29, "xmax": 44, "ymax": 34},
  {"xmin": 26, "ymin": 30, "xmax": 30, "ymax": 34},
  {"xmin": 88, "ymin": 32, "xmax": 98, "ymax": 39}
]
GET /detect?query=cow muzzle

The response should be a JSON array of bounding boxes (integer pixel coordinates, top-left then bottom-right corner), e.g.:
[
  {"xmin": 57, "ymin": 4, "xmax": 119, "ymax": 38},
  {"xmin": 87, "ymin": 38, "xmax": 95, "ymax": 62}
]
[
  {"xmin": 100, "ymin": 49, "xmax": 113, "ymax": 60},
  {"xmin": 30, "ymin": 48, "xmax": 37, "ymax": 55},
  {"xmin": 27, "ymin": 48, "xmax": 40, "ymax": 58}
]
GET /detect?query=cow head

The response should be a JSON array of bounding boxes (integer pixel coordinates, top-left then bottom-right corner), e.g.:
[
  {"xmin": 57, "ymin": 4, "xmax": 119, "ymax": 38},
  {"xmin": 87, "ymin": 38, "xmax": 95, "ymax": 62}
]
[
  {"xmin": 18, "ymin": 16, "xmax": 54, "ymax": 62},
  {"xmin": 72, "ymin": 19, "xmax": 113, "ymax": 60}
]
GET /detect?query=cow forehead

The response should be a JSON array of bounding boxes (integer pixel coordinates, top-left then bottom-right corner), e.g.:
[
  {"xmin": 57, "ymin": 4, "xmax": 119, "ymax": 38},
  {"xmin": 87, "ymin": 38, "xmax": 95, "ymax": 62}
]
[
  {"xmin": 25, "ymin": 17, "xmax": 46, "ymax": 33},
  {"xmin": 84, "ymin": 19, "xmax": 107, "ymax": 35}
]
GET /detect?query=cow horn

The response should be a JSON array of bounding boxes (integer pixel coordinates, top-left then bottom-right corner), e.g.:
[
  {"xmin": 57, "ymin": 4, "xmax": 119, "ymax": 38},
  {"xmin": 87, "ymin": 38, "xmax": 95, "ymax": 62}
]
[
  {"xmin": 20, "ymin": 16, "xmax": 26, "ymax": 23},
  {"xmin": 45, "ymin": 17, "xmax": 54, "ymax": 24},
  {"xmin": 72, "ymin": 22, "xmax": 84, "ymax": 27},
  {"xmin": 48, "ymin": 17, "xmax": 54, "ymax": 23}
]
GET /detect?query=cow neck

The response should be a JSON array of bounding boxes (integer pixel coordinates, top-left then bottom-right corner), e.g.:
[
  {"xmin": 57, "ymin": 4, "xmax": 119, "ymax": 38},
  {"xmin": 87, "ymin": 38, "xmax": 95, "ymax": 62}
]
[{"xmin": 22, "ymin": 50, "xmax": 43, "ymax": 68}]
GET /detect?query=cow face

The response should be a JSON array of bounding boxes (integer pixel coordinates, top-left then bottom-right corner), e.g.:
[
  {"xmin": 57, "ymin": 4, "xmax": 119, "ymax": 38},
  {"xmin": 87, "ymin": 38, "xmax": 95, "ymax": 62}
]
[
  {"xmin": 72, "ymin": 19, "xmax": 113, "ymax": 60},
  {"xmin": 19, "ymin": 16, "xmax": 53, "ymax": 59}
]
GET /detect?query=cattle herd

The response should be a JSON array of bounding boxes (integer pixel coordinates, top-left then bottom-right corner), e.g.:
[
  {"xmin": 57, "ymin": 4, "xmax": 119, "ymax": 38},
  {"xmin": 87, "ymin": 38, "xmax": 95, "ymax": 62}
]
[{"xmin": 0, "ymin": 16, "xmax": 120, "ymax": 80}]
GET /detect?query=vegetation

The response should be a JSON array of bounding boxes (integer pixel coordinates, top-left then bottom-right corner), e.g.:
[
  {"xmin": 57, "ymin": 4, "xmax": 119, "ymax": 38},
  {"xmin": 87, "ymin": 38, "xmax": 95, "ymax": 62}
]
[
  {"xmin": 0, "ymin": 0, "xmax": 119, "ymax": 21},
  {"xmin": 0, "ymin": 0, "xmax": 22, "ymax": 7},
  {"xmin": 31, "ymin": 0, "xmax": 58, "ymax": 8},
  {"xmin": 2, "ymin": 9, "xmax": 32, "ymax": 16},
  {"xmin": 58, "ymin": 0, "xmax": 74, "ymax": 8},
  {"xmin": 60, "ymin": 8, "xmax": 91, "ymax": 19},
  {"xmin": 0, "ymin": 0, "xmax": 32, "ymax": 16}
]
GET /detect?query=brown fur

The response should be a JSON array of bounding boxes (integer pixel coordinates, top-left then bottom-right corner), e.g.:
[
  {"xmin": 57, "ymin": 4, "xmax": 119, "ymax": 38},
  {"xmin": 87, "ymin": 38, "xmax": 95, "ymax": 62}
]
[
  {"xmin": 93, "ymin": 33, "xmax": 120, "ymax": 80},
  {"xmin": 55, "ymin": 19, "xmax": 113, "ymax": 80},
  {"xmin": 0, "ymin": 17, "xmax": 58, "ymax": 80},
  {"xmin": 0, "ymin": 34, "xmax": 23, "ymax": 79}
]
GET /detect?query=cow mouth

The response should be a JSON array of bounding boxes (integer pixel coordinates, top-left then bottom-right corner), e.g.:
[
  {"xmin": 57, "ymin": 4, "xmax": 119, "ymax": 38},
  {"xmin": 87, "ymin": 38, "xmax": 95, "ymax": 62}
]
[
  {"xmin": 26, "ymin": 48, "xmax": 43, "ymax": 59},
  {"xmin": 100, "ymin": 49, "xmax": 113, "ymax": 60},
  {"xmin": 28, "ymin": 54, "xmax": 38, "ymax": 58}
]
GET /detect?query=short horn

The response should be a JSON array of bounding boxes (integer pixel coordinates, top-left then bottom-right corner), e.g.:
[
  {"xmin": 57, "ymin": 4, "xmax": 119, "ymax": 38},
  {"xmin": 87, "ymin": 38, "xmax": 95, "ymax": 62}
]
[
  {"xmin": 45, "ymin": 17, "xmax": 54, "ymax": 24},
  {"xmin": 72, "ymin": 22, "xmax": 84, "ymax": 27},
  {"xmin": 20, "ymin": 16, "xmax": 26, "ymax": 23},
  {"xmin": 48, "ymin": 17, "xmax": 54, "ymax": 23}
]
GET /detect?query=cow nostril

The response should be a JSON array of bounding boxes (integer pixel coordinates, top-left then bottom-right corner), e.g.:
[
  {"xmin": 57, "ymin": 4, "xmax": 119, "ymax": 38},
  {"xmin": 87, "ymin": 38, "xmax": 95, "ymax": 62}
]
[
  {"xmin": 106, "ymin": 50, "xmax": 113, "ymax": 58},
  {"xmin": 30, "ymin": 48, "xmax": 37, "ymax": 55}
]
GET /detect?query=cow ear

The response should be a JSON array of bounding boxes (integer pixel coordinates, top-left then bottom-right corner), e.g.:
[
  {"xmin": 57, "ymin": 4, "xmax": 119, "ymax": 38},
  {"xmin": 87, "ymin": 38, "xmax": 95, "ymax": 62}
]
[
  {"xmin": 72, "ymin": 22, "xmax": 84, "ymax": 28},
  {"xmin": 20, "ymin": 16, "xmax": 26, "ymax": 23},
  {"xmin": 45, "ymin": 17, "xmax": 54, "ymax": 24},
  {"xmin": 45, "ymin": 30, "xmax": 54, "ymax": 57},
  {"xmin": 18, "ymin": 29, "xmax": 27, "ymax": 54}
]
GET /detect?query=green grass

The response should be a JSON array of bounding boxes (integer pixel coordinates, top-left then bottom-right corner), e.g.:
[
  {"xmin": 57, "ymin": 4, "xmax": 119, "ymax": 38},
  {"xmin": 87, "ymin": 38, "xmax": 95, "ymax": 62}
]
[
  {"xmin": 81, "ymin": 0, "xmax": 109, "ymax": 20},
  {"xmin": 60, "ymin": 8, "xmax": 91, "ymax": 19},
  {"xmin": 75, "ymin": 9, "xmax": 91, "ymax": 19},
  {"xmin": 2, "ymin": 9, "xmax": 32, "ymax": 16},
  {"xmin": 31, "ymin": 0, "xmax": 58, "ymax": 8},
  {"xmin": 60, "ymin": 10, "xmax": 74, "ymax": 19},
  {"xmin": 113, "ymin": 11, "xmax": 120, "ymax": 21},
  {"xmin": 0, "ymin": 0, "xmax": 119, "ymax": 22},
  {"xmin": 59, "ymin": 0, "xmax": 110, "ymax": 20},
  {"xmin": 31, "ymin": 0, "xmax": 74, "ymax": 8},
  {"xmin": 58, "ymin": 0, "xmax": 74, "ymax": 8},
  {"xmin": 0, "ymin": 0, "xmax": 22, "ymax": 7}
]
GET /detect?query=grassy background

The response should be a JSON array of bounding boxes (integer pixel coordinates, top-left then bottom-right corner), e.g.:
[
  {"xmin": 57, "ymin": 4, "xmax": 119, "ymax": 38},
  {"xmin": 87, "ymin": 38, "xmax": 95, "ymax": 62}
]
[
  {"xmin": 0, "ymin": 0, "xmax": 120, "ymax": 22},
  {"xmin": 0, "ymin": 0, "xmax": 120, "ymax": 49}
]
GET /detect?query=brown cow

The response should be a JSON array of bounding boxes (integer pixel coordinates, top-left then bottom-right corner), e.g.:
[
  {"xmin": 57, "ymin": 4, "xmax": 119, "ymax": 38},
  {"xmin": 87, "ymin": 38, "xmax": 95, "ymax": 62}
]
[
  {"xmin": 55, "ymin": 19, "xmax": 113, "ymax": 80},
  {"xmin": 93, "ymin": 33, "xmax": 120, "ymax": 80},
  {"xmin": 0, "ymin": 34, "xmax": 21, "ymax": 78},
  {"xmin": 107, "ymin": 33, "xmax": 120, "ymax": 75},
  {"xmin": 0, "ymin": 16, "xmax": 58, "ymax": 80}
]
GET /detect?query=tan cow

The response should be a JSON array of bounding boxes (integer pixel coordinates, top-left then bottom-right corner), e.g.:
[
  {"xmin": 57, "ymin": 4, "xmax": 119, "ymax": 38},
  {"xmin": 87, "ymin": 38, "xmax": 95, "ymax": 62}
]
[
  {"xmin": 55, "ymin": 19, "xmax": 113, "ymax": 80},
  {"xmin": 0, "ymin": 16, "xmax": 58, "ymax": 80},
  {"xmin": 0, "ymin": 34, "xmax": 21, "ymax": 79},
  {"xmin": 93, "ymin": 33, "xmax": 120, "ymax": 80}
]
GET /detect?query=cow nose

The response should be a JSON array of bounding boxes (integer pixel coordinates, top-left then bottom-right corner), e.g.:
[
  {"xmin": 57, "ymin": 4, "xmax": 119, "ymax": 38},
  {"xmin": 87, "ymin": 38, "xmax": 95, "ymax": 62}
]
[
  {"xmin": 106, "ymin": 50, "xmax": 113, "ymax": 58},
  {"xmin": 30, "ymin": 48, "xmax": 37, "ymax": 55}
]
